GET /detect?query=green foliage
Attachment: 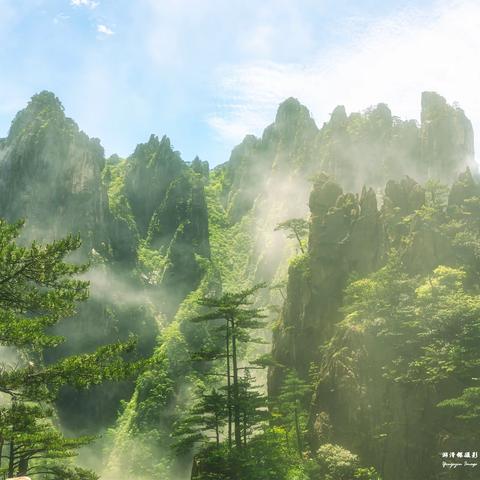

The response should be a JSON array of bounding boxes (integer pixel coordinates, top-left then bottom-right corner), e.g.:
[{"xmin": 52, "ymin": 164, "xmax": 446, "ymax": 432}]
[
  {"xmin": 0, "ymin": 220, "xmax": 88, "ymax": 351},
  {"xmin": 320, "ymin": 240, "xmax": 480, "ymax": 469},
  {"xmin": 289, "ymin": 252, "xmax": 310, "ymax": 278},
  {"xmin": 102, "ymin": 159, "xmax": 138, "ymax": 235},
  {"xmin": 0, "ymin": 401, "xmax": 96, "ymax": 479},
  {"xmin": 330, "ymin": 256, "xmax": 480, "ymax": 387},
  {"xmin": 424, "ymin": 179, "xmax": 449, "ymax": 208},
  {"xmin": 137, "ymin": 241, "xmax": 167, "ymax": 285},
  {"xmin": 446, "ymin": 194, "xmax": 480, "ymax": 280},
  {"xmin": 190, "ymin": 434, "xmax": 380, "ymax": 480},
  {"xmin": 104, "ymin": 259, "xmax": 222, "ymax": 479},
  {"xmin": 204, "ymin": 170, "xmax": 256, "ymax": 291},
  {"xmin": 190, "ymin": 428, "xmax": 300, "ymax": 480},
  {"xmin": 190, "ymin": 284, "xmax": 268, "ymax": 449},
  {"xmin": 314, "ymin": 443, "xmax": 360, "ymax": 479},
  {"xmin": 309, "ymin": 444, "xmax": 381, "ymax": 480},
  {"xmin": 0, "ymin": 219, "xmax": 141, "ymax": 478},
  {"xmin": 275, "ymin": 218, "xmax": 309, "ymax": 254},
  {"xmin": 437, "ymin": 386, "xmax": 480, "ymax": 441},
  {"xmin": 43, "ymin": 465, "xmax": 100, "ymax": 480},
  {"xmin": 172, "ymin": 387, "xmax": 227, "ymax": 454},
  {"xmin": 271, "ymin": 369, "xmax": 312, "ymax": 456}
]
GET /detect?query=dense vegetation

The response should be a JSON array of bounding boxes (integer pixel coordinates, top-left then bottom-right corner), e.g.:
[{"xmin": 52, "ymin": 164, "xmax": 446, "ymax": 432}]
[
  {"xmin": 0, "ymin": 90, "xmax": 477, "ymax": 479},
  {"xmin": 0, "ymin": 220, "xmax": 140, "ymax": 479}
]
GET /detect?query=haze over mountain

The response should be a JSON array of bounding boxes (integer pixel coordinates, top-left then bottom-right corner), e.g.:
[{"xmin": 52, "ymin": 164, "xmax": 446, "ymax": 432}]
[{"xmin": 0, "ymin": 89, "xmax": 477, "ymax": 479}]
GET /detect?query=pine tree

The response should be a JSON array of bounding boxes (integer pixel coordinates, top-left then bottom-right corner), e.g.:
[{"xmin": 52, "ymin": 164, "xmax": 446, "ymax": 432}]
[
  {"xmin": 237, "ymin": 370, "xmax": 268, "ymax": 446},
  {"xmin": 272, "ymin": 369, "xmax": 312, "ymax": 456},
  {"xmin": 274, "ymin": 218, "xmax": 309, "ymax": 254},
  {"xmin": 191, "ymin": 284, "xmax": 267, "ymax": 450},
  {"xmin": 0, "ymin": 219, "xmax": 142, "ymax": 479},
  {"xmin": 173, "ymin": 387, "xmax": 227, "ymax": 454}
]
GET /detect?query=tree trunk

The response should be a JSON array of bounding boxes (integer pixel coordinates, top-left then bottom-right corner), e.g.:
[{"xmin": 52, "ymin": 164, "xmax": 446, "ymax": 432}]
[
  {"xmin": 17, "ymin": 456, "xmax": 28, "ymax": 476},
  {"xmin": 8, "ymin": 439, "xmax": 14, "ymax": 478},
  {"xmin": 0, "ymin": 437, "xmax": 4, "ymax": 471},
  {"xmin": 294, "ymin": 231, "xmax": 305, "ymax": 254},
  {"xmin": 215, "ymin": 413, "xmax": 219, "ymax": 447},
  {"xmin": 294, "ymin": 407, "xmax": 302, "ymax": 458},
  {"xmin": 243, "ymin": 412, "xmax": 247, "ymax": 446},
  {"xmin": 231, "ymin": 317, "xmax": 242, "ymax": 449},
  {"xmin": 226, "ymin": 321, "xmax": 232, "ymax": 450}
]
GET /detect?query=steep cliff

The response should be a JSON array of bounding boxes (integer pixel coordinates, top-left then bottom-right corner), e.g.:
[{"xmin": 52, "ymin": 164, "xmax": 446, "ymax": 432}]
[
  {"xmin": 0, "ymin": 92, "xmax": 150, "ymax": 429},
  {"xmin": 0, "ymin": 92, "xmax": 212, "ymax": 433},
  {"xmin": 0, "ymin": 91, "xmax": 110, "ymax": 252},
  {"xmin": 270, "ymin": 171, "xmax": 480, "ymax": 480},
  {"xmin": 125, "ymin": 134, "xmax": 185, "ymax": 236},
  {"xmin": 269, "ymin": 174, "xmax": 385, "ymax": 390},
  {"xmin": 1, "ymin": 89, "xmax": 476, "ymax": 479},
  {"xmin": 221, "ymin": 92, "xmax": 474, "ymax": 229},
  {"xmin": 421, "ymin": 91, "xmax": 474, "ymax": 182},
  {"xmin": 104, "ymin": 133, "xmax": 212, "ymax": 315},
  {"xmin": 211, "ymin": 93, "xmax": 474, "ymax": 302}
]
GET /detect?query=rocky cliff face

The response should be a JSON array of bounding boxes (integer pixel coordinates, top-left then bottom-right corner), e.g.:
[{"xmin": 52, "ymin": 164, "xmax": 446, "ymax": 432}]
[
  {"xmin": 0, "ymin": 92, "xmax": 212, "ymax": 432},
  {"xmin": 1, "ymin": 89, "xmax": 476, "ymax": 478},
  {"xmin": 421, "ymin": 91, "xmax": 474, "ymax": 182},
  {"xmin": 218, "ymin": 97, "xmax": 318, "ymax": 223},
  {"xmin": 269, "ymin": 174, "xmax": 385, "ymax": 390},
  {"xmin": 105, "ymin": 133, "xmax": 211, "ymax": 316},
  {"xmin": 269, "ymin": 170, "xmax": 480, "ymax": 480},
  {"xmin": 314, "ymin": 91, "xmax": 475, "ymax": 191},
  {"xmin": 211, "ymin": 93, "xmax": 474, "ymax": 308},
  {"xmin": 222, "ymin": 93, "xmax": 474, "ymax": 226},
  {"xmin": 125, "ymin": 134, "xmax": 186, "ymax": 236},
  {"xmin": 0, "ymin": 91, "xmax": 110, "ymax": 252}
]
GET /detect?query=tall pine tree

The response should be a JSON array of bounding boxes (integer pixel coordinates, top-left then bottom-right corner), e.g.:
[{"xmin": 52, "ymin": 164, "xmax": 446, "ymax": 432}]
[{"xmin": 0, "ymin": 219, "xmax": 141, "ymax": 479}]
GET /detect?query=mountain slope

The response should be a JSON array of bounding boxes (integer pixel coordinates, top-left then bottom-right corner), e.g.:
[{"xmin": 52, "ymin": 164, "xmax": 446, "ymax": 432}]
[{"xmin": 0, "ymin": 90, "xmax": 475, "ymax": 479}]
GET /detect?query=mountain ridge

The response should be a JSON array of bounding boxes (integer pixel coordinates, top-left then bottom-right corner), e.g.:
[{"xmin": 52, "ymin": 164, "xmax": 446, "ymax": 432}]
[{"xmin": 0, "ymin": 89, "xmax": 476, "ymax": 479}]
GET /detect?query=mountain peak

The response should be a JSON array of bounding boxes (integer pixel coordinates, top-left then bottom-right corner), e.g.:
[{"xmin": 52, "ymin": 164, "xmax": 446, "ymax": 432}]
[
  {"xmin": 28, "ymin": 90, "xmax": 64, "ymax": 112},
  {"xmin": 147, "ymin": 133, "xmax": 160, "ymax": 146},
  {"xmin": 330, "ymin": 105, "xmax": 347, "ymax": 125},
  {"xmin": 8, "ymin": 91, "xmax": 67, "ymax": 140},
  {"xmin": 275, "ymin": 97, "xmax": 313, "ymax": 125},
  {"xmin": 421, "ymin": 91, "xmax": 447, "ymax": 111}
]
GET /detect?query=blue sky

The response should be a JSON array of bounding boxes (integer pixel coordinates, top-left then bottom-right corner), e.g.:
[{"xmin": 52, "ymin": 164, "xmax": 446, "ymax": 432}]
[{"xmin": 1, "ymin": 0, "xmax": 478, "ymax": 166}]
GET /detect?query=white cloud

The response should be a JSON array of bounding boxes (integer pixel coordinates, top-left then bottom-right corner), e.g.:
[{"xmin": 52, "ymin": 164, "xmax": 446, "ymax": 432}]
[
  {"xmin": 240, "ymin": 25, "xmax": 276, "ymax": 58},
  {"xmin": 53, "ymin": 13, "xmax": 70, "ymax": 24},
  {"xmin": 142, "ymin": 0, "xmax": 317, "ymax": 70},
  {"xmin": 210, "ymin": 0, "xmax": 480, "ymax": 160},
  {"xmin": 97, "ymin": 24, "xmax": 114, "ymax": 35},
  {"xmin": 71, "ymin": 0, "xmax": 99, "ymax": 9}
]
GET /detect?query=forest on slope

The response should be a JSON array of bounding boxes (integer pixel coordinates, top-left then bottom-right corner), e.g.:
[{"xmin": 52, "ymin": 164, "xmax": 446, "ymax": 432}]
[{"xmin": 0, "ymin": 90, "xmax": 477, "ymax": 479}]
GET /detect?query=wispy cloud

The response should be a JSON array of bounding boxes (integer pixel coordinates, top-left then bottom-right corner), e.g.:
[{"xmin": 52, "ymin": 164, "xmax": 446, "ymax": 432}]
[
  {"xmin": 97, "ymin": 24, "xmax": 114, "ymax": 35},
  {"xmin": 53, "ymin": 13, "xmax": 70, "ymax": 24},
  {"xmin": 209, "ymin": 0, "xmax": 480, "ymax": 160},
  {"xmin": 71, "ymin": 0, "xmax": 99, "ymax": 9}
]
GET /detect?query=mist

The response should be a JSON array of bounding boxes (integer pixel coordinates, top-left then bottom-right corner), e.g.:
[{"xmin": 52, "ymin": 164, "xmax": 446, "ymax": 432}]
[{"xmin": 0, "ymin": 84, "xmax": 476, "ymax": 480}]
